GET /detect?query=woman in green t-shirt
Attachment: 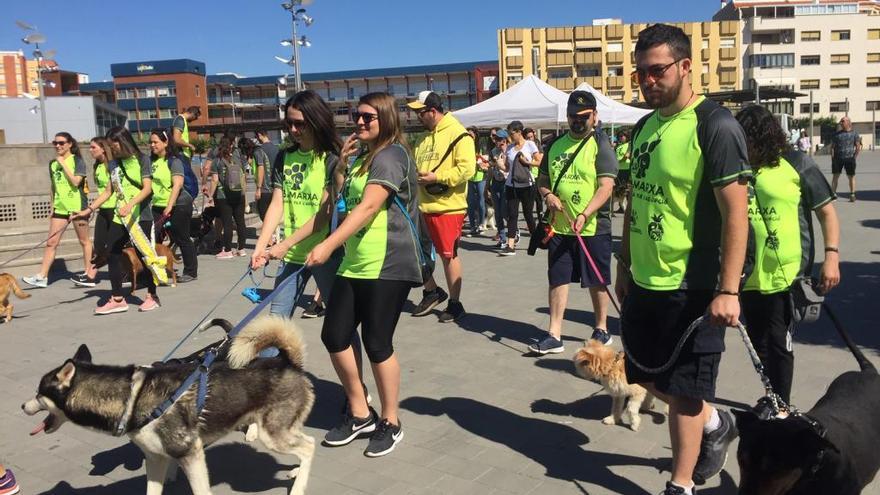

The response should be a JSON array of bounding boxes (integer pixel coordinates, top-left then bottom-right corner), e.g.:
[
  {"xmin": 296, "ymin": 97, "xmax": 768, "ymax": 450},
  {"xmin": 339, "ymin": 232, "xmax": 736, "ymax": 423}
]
[
  {"xmin": 305, "ymin": 92, "xmax": 421, "ymax": 458},
  {"xmin": 22, "ymin": 132, "xmax": 97, "ymax": 289},
  {"xmin": 736, "ymin": 105, "xmax": 840, "ymax": 404}
]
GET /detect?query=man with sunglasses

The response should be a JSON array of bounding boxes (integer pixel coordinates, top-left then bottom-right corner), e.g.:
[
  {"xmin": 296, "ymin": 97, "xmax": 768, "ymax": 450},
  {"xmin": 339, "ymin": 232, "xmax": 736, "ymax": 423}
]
[
  {"xmin": 614, "ymin": 24, "xmax": 752, "ymax": 495},
  {"xmin": 529, "ymin": 91, "xmax": 617, "ymax": 355},
  {"xmin": 408, "ymin": 91, "xmax": 475, "ymax": 323}
]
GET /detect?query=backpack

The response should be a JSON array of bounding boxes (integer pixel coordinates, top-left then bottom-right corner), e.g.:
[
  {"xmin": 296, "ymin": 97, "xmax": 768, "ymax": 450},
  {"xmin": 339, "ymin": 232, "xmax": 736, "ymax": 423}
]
[
  {"xmin": 221, "ymin": 155, "xmax": 244, "ymax": 192},
  {"xmin": 178, "ymin": 154, "xmax": 200, "ymax": 199}
]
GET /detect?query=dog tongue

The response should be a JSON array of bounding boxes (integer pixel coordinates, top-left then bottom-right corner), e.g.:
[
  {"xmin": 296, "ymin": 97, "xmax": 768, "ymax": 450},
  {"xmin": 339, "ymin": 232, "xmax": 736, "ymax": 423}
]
[{"xmin": 30, "ymin": 416, "xmax": 48, "ymax": 435}]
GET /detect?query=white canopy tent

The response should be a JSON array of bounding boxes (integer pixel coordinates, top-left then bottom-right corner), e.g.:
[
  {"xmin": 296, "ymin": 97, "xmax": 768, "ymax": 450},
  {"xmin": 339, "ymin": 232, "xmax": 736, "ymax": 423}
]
[
  {"xmin": 452, "ymin": 75, "xmax": 568, "ymax": 128},
  {"xmin": 572, "ymin": 82, "xmax": 651, "ymax": 125}
]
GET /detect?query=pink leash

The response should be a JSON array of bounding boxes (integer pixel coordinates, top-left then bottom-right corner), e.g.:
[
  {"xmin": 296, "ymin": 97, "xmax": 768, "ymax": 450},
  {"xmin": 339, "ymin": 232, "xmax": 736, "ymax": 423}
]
[{"xmin": 560, "ymin": 208, "xmax": 622, "ymax": 315}]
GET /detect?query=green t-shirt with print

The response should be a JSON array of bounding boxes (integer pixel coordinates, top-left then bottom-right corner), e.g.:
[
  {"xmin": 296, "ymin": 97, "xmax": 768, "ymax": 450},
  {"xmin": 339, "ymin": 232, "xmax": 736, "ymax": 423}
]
[
  {"xmin": 51, "ymin": 155, "xmax": 87, "ymax": 215},
  {"xmin": 539, "ymin": 131, "xmax": 618, "ymax": 236},
  {"xmin": 628, "ymin": 96, "xmax": 752, "ymax": 290},
  {"xmin": 337, "ymin": 144, "xmax": 422, "ymax": 284},
  {"xmin": 110, "ymin": 154, "xmax": 153, "ymax": 225},
  {"xmin": 271, "ymin": 148, "xmax": 336, "ymax": 264},
  {"xmin": 151, "ymin": 157, "xmax": 173, "ymax": 208},
  {"xmin": 744, "ymin": 151, "xmax": 834, "ymax": 294},
  {"xmin": 616, "ymin": 142, "xmax": 631, "ymax": 171},
  {"xmin": 94, "ymin": 161, "xmax": 116, "ymax": 210}
]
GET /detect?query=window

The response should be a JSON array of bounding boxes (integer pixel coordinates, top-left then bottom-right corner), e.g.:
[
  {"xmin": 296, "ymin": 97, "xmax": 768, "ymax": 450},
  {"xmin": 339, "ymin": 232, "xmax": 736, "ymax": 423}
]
[
  {"xmin": 831, "ymin": 30, "xmax": 850, "ymax": 41},
  {"xmin": 830, "ymin": 54, "xmax": 850, "ymax": 64},
  {"xmin": 795, "ymin": 4, "xmax": 857, "ymax": 15},
  {"xmin": 801, "ymin": 31, "xmax": 820, "ymax": 42},
  {"xmin": 702, "ymin": 63, "xmax": 710, "ymax": 74},
  {"xmin": 701, "ymin": 39, "xmax": 709, "ymax": 49},
  {"xmin": 829, "ymin": 101, "xmax": 848, "ymax": 112},
  {"xmin": 749, "ymin": 53, "xmax": 794, "ymax": 68},
  {"xmin": 143, "ymin": 87, "xmax": 156, "ymax": 98},
  {"xmin": 800, "ymin": 103, "xmax": 819, "ymax": 113},
  {"xmin": 606, "ymin": 42, "xmax": 623, "ymax": 53},
  {"xmin": 506, "ymin": 46, "xmax": 523, "ymax": 57},
  {"xmin": 607, "ymin": 66, "xmax": 624, "ymax": 76},
  {"xmin": 159, "ymin": 109, "xmax": 175, "ymax": 118},
  {"xmin": 800, "ymin": 79, "xmax": 820, "ymax": 90},
  {"xmin": 720, "ymin": 37, "xmax": 736, "ymax": 49},
  {"xmin": 800, "ymin": 55, "xmax": 820, "ymax": 66},
  {"xmin": 548, "ymin": 68, "xmax": 570, "ymax": 79},
  {"xmin": 869, "ymin": 29, "xmax": 880, "ymax": 40},
  {"xmin": 576, "ymin": 66, "xmax": 601, "ymax": 77},
  {"xmin": 127, "ymin": 110, "xmax": 138, "ymax": 121},
  {"xmin": 195, "ymin": 85, "xmax": 200, "ymax": 97},
  {"xmin": 870, "ymin": 53, "xmax": 880, "ymax": 63},
  {"xmin": 868, "ymin": 77, "xmax": 880, "ymax": 88},
  {"xmin": 830, "ymin": 78, "xmax": 850, "ymax": 88},
  {"xmin": 867, "ymin": 101, "xmax": 880, "ymax": 111},
  {"xmin": 157, "ymin": 86, "xmax": 175, "ymax": 97}
]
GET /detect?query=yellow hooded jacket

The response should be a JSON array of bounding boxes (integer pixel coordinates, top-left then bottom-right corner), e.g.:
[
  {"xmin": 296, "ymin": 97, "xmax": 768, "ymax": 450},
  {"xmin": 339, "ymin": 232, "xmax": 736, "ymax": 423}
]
[{"xmin": 413, "ymin": 112, "xmax": 475, "ymax": 214}]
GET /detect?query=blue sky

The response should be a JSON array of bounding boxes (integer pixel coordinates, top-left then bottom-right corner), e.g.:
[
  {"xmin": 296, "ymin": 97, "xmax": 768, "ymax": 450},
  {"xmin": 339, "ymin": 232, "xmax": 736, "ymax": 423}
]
[{"xmin": 1, "ymin": 0, "xmax": 721, "ymax": 81}]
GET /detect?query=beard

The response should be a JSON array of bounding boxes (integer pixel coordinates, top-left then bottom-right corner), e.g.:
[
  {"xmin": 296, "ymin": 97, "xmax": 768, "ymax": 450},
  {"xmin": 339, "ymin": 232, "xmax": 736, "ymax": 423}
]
[{"xmin": 642, "ymin": 76, "xmax": 683, "ymax": 110}]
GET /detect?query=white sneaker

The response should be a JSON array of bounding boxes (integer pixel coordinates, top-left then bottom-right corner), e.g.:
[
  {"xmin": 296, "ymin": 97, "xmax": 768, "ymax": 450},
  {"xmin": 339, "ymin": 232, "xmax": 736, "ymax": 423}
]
[{"xmin": 22, "ymin": 274, "xmax": 48, "ymax": 288}]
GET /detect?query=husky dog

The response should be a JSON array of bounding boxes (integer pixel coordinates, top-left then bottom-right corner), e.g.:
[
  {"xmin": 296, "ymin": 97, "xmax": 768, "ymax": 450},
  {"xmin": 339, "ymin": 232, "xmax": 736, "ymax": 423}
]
[{"xmin": 23, "ymin": 315, "xmax": 315, "ymax": 495}]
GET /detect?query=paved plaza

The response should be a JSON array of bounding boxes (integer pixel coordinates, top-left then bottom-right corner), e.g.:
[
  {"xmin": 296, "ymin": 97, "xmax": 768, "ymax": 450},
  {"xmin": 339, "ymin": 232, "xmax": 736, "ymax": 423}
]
[{"xmin": 1, "ymin": 152, "xmax": 878, "ymax": 494}]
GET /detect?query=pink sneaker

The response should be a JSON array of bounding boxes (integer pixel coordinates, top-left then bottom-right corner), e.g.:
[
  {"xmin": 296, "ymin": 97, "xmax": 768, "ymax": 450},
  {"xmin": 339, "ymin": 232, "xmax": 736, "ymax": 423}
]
[
  {"xmin": 139, "ymin": 296, "xmax": 160, "ymax": 312},
  {"xmin": 235, "ymin": 249, "xmax": 248, "ymax": 257},
  {"xmin": 95, "ymin": 297, "xmax": 128, "ymax": 315},
  {"xmin": 216, "ymin": 249, "xmax": 234, "ymax": 259}
]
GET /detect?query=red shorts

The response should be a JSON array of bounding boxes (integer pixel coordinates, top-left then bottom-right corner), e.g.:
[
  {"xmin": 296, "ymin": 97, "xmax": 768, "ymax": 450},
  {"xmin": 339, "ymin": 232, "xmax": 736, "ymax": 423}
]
[{"xmin": 423, "ymin": 212, "xmax": 464, "ymax": 259}]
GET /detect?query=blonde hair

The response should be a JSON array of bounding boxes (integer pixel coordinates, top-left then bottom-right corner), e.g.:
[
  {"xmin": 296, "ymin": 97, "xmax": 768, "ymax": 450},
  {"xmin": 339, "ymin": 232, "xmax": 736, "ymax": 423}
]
[{"xmin": 358, "ymin": 92, "xmax": 409, "ymax": 174}]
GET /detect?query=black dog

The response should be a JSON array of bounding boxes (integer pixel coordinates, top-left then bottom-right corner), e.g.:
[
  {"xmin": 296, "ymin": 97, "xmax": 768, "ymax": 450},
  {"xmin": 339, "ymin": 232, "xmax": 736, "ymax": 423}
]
[{"xmin": 734, "ymin": 306, "xmax": 880, "ymax": 494}]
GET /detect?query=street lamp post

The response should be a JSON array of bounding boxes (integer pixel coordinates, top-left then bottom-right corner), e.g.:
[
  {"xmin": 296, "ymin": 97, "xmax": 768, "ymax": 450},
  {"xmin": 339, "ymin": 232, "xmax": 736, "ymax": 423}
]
[
  {"xmin": 278, "ymin": 2, "xmax": 314, "ymax": 96},
  {"xmin": 17, "ymin": 21, "xmax": 53, "ymax": 144}
]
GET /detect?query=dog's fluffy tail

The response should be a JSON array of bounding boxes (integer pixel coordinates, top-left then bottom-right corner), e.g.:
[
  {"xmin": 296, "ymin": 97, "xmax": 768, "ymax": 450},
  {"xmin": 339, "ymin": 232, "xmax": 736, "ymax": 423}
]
[
  {"xmin": 227, "ymin": 315, "xmax": 305, "ymax": 370},
  {"xmin": 4, "ymin": 274, "xmax": 31, "ymax": 299},
  {"xmin": 823, "ymin": 303, "xmax": 876, "ymax": 373}
]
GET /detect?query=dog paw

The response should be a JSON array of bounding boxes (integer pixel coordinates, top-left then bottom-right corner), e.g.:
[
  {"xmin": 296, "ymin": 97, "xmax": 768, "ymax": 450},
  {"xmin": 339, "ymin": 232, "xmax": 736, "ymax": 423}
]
[
  {"xmin": 629, "ymin": 419, "xmax": 641, "ymax": 431},
  {"xmin": 602, "ymin": 416, "xmax": 617, "ymax": 425},
  {"xmin": 289, "ymin": 466, "xmax": 300, "ymax": 479},
  {"xmin": 245, "ymin": 423, "xmax": 258, "ymax": 442}
]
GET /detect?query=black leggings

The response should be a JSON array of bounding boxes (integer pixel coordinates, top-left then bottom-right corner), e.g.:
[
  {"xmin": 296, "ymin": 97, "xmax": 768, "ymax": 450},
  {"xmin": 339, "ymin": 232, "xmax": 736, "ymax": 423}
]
[
  {"xmin": 741, "ymin": 290, "xmax": 794, "ymax": 403},
  {"xmin": 93, "ymin": 208, "xmax": 114, "ymax": 263},
  {"xmin": 107, "ymin": 220, "xmax": 157, "ymax": 298},
  {"xmin": 321, "ymin": 277, "xmax": 412, "ymax": 363},
  {"xmin": 153, "ymin": 205, "xmax": 197, "ymax": 277},
  {"xmin": 505, "ymin": 185, "xmax": 536, "ymax": 239},
  {"xmin": 216, "ymin": 192, "xmax": 247, "ymax": 251}
]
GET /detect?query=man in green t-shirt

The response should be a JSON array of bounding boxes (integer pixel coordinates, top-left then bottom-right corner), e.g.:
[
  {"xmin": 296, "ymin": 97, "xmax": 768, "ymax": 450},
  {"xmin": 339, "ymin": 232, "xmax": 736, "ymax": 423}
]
[
  {"xmin": 529, "ymin": 91, "xmax": 617, "ymax": 355},
  {"xmin": 172, "ymin": 106, "xmax": 200, "ymax": 159},
  {"xmin": 614, "ymin": 24, "xmax": 752, "ymax": 494},
  {"xmin": 613, "ymin": 130, "xmax": 631, "ymax": 214}
]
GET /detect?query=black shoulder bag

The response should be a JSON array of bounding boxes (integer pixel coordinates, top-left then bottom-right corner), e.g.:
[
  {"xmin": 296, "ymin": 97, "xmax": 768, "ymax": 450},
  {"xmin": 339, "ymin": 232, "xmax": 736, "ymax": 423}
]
[
  {"xmin": 424, "ymin": 132, "xmax": 471, "ymax": 195},
  {"xmin": 527, "ymin": 134, "xmax": 592, "ymax": 255}
]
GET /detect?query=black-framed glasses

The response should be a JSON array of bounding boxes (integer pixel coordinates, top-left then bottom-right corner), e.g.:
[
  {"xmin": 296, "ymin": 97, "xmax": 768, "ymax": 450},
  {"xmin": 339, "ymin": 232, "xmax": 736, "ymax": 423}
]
[
  {"xmin": 416, "ymin": 108, "xmax": 432, "ymax": 116},
  {"xmin": 631, "ymin": 58, "xmax": 684, "ymax": 85},
  {"xmin": 353, "ymin": 111, "xmax": 379, "ymax": 125},
  {"xmin": 285, "ymin": 118, "xmax": 306, "ymax": 130},
  {"xmin": 52, "ymin": 140, "xmax": 68, "ymax": 146}
]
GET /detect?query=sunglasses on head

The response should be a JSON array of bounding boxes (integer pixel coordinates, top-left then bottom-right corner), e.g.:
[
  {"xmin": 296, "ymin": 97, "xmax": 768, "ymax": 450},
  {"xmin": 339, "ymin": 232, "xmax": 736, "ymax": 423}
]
[
  {"xmin": 353, "ymin": 111, "xmax": 379, "ymax": 125},
  {"xmin": 52, "ymin": 140, "xmax": 68, "ymax": 146},
  {"xmin": 631, "ymin": 58, "xmax": 684, "ymax": 85},
  {"xmin": 285, "ymin": 118, "xmax": 307, "ymax": 129}
]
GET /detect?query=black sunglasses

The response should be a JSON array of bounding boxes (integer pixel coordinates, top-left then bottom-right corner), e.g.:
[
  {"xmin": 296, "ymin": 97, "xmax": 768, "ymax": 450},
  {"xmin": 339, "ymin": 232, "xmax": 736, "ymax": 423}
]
[
  {"xmin": 52, "ymin": 140, "xmax": 68, "ymax": 146},
  {"xmin": 285, "ymin": 118, "xmax": 307, "ymax": 129},
  {"xmin": 631, "ymin": 58, "xmax": 684, "ymax": 85},
  {"xmin": 353, "ymin": 111, "xmax": 379, "ymax": 125}
]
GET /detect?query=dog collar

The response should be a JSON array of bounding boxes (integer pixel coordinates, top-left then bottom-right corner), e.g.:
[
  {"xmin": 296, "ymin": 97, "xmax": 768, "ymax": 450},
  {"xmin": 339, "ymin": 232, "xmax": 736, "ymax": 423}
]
[
  {"xmin": 792, "ymin": 412, "xmax": 828, "ymax": 477},
  {"xmin": 114, "ymin": 367, "xmax": 147, "ymax": 437}
]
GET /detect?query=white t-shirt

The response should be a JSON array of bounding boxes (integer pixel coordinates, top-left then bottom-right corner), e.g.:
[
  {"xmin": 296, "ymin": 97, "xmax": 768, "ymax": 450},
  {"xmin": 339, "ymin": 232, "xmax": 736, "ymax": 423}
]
[{"xmin": 505, "ymin": 140, "xmax": 540, "ymax": 188}]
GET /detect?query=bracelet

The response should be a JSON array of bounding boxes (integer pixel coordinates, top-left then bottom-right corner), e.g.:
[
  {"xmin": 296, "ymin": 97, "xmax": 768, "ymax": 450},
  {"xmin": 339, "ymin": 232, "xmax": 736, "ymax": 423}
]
[
  {"xmin": 715, "ymin": 289, "xmax": 739, "ymax": 296},
  {"xmin": 824, "ymin": 246, "xmax": 839, "ymax": 253}
]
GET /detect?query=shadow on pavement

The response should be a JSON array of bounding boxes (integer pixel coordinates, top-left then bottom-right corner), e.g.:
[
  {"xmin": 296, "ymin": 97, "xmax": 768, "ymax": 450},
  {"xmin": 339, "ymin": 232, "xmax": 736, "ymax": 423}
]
[
  {"xmin": 852, "ymin": 189, "xmax": 880, "ymax": 202},
  {"xmin": 48, "ymin": 443, "xmax": 293, "ymax": 494},
  {"xmin": 304, "ymin": 372, "xmax": 346, "ymax": 431},
  {"xmin": 534, "ymin": 306, "xmax": 620, "ymax": 333},
  {"xmin": 457, "ymin": 311, "xmax": 542, "ymax": 350},
  {"xmin": 862, "ymin": 219, "xmax": 880, "ymax": 230},
  {"xmin": 458, "ymin": 238, "xmax": 502, "ymax": 253},
  {"xmin": 401, "ymin": 395, "xmax": 668, "ymax": 493}
]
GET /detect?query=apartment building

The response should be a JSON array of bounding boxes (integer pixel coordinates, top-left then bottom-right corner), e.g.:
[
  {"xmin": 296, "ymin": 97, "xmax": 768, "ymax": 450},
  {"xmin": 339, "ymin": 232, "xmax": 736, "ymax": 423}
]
[
  {"xmin": 0, "ymin": 50, "xmax": 30, "ymax": 97},
  {"xmin": 497, "ymin": 19, "xmax": 742, "ymax": 102},
  {"xmin": 715, "ymin": 0, "xmax": 880, "ymax": 145}
]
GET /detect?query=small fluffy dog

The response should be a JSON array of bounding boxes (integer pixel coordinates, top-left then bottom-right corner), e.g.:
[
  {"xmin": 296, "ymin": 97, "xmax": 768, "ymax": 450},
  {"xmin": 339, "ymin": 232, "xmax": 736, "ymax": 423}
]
[
  {"xmin": 573, "ymin": 339, "xmax": 663, "ymax": 431},
  {"xmin": 121, "ymin": 243, "xmax": 179, "ymax": 290},
  {"xmin": 0, "ymin": 273, "xmax": 31, "ymax": 323}
]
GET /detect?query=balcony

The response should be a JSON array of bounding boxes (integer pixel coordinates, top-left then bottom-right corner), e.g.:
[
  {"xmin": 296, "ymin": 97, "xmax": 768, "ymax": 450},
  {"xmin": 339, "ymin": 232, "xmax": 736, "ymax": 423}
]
[
  {"xmin": 505, "ymin": 29, "xmax": 523, "ymax": 43},
  {"xmin": 743, "ymin": 67, "xmax": 795, "ymax": 86},
  {"xmin": 701, "ymin": 48, "xmax": 711, "ymax": 60},
  {"xmin": 720, "ymin": 20, "xmax": 739, "ymax": 36},
  {"xmin": 607, "ymin": 76, "xmax": 624, "ymax": 88},
  {"xmin": 546, "ymin": 27, "xmax": 571, "ymax": 42},
  {"xmin": 506, "ymin": 56, "xmax": 523, "ymax": 68},
  {"xmin": 746, "ymin": 16, "xmax": 793, "ymax": 33},
  {"xmin": 574, "ymin": 26, "xmax": 602, "ymax": 40},
  {"xmin": 719, "ymin": 70, "xmax": 738, "ymax": 85},
  {"xmin": 576, "ymin": 76, "xmax": 603, "ymax": 88},
  {"xmin": 702, "ymin": 73, "xmax": 711, "ymax": 86},
  {"xmin": 605, "ymin": 24, "xmax": 624, "ymax": 39},
  {"xmin": 549, "ymin": 78, "xmax": 575, "ymax": 91},
  {"xmin": 631, "ymin": 23, "xmax": 646, "ymax": 38},
  {"xmin": 547, "ymin": 52, "xmax": 574, "ymax": 66},
  {"xmin": 575, "ymin": 52, "xmax": 602, "ymax": 65},
  {"xmin": 702, "ymin": 22, "xmax": 712, "ymax": 37},
  {"xmin": 720, "ymin": 48, "xmax": 737, "ymax": 60},
  {"xmin": 606, "ymin": 52, "xmax": 624, "ymax": 64}
]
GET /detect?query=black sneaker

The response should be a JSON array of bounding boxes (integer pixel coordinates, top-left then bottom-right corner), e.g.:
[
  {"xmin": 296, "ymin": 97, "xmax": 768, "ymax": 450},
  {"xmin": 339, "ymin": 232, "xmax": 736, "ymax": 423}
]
[
  {"xmin": 590, "ymin": 328, "xmax": 613, "ymax": 346},
  {"xmin": 177, "ymin": 274, "xmax": 197, "ymax": 283},
  {"xmin": 364, "ymin": 418, "xmax": 404, "ymax": 458},
  {"xmin": 499, "ymin": 245, "xmax": 516, "ymax": 256},
  {"xmin": 302, "ymin": 301, "xmax": 325, "ymax": 319},
  {"xmin": 411, "ymin": 287, "xmax": 448, "ymax": 317},
  {"xmin": 438, "ymin": 300, "xmax": 465, "ymax": 323},
  {"xmin": 693, "ymin": 409, "xmax": 738, "ymax": 485},
  {"xmin": 528, "ymin": 335, "xmax": 565, "ymax": 355},
  {"xmin": 660, "ymin": 481, "xmax": 696, "ymax": 494},
  {"xmin": 323, "ymin": 408, "xmax": 378, "ymax": 447},
  {"xmin": 71, "ymin": 273, "xmax": 97, "ymax": 287}
]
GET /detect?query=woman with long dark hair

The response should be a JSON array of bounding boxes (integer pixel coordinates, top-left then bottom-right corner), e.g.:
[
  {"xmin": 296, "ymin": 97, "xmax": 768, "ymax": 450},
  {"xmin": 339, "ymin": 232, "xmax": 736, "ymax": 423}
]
[
  {"xmin": 149, "ymin": 128, "xmax": 197, "ymax": 281},
  {"xmin": 251, "ymin": 89, "xmax": 343, "ymax": 319},
  {"xmin": 735, "ymin": 105, "xmax": 840, "ymax": 404},
  {"xmin": 22, "ymin": 132, "xmax": 98, "ymax": 289},
  {"xmin": 208, "ymin": 135, "xmax": 248, "ymax": 258},
  {"xmin": 306, "ymin": 92, "xmax": 421, "ymax": 457}
]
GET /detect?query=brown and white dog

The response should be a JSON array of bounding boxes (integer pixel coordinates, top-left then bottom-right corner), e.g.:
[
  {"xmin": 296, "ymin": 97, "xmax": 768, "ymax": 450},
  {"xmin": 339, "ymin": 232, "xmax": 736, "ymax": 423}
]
[
  {"xmin": 121, "ymin": 243, "xmax": 179, "ymax": 290},
  {"xmin": 573, "ymin": 339, "xmax": 665, "ymax": 431},
  {"xmin": 0, "ymin": 273, "xmax": 31, "ymax": 323}
]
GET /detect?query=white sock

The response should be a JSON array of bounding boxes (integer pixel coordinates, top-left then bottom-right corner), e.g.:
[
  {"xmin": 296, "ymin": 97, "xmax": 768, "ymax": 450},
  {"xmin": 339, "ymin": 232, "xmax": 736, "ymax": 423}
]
[
  {"xmin": 704, "ymin": 407, "xmax": 721, "ymax": 433},
  {"xmin": 670, "ymin": 481, "xmax": 694, "ymax": 494}
]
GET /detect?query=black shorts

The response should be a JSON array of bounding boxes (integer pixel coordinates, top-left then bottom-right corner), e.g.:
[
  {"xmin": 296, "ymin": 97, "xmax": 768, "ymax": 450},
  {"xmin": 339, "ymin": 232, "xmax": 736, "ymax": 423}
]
[
  {"xmin": 831, "ymin": 157, "xmax": 856, "ymax": 176},
  {"xmin": 547, "ymin": 233, "xmax": 611, "ymax": 288},
  {"xmin": 621, "ymin": 282, "xmax": 724, "ymax": 400},
  {"xmin": 52, "ymin": 212, "xmax": 71, "ymax": 220}
]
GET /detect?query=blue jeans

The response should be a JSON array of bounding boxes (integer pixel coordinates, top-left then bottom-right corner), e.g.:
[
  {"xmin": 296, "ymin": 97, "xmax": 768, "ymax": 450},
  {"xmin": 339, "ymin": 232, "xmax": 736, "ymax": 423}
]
[
  {"xmin": 466, "ymin": 180, "xmax": 486, "ymax": 232},
  {"xmin": 269, "ymin": 251, "xmax": 342, "ymax": 318},
  {"xmin": 489, "ymin": 180, "xmax": 507, "ymax": 238}
]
